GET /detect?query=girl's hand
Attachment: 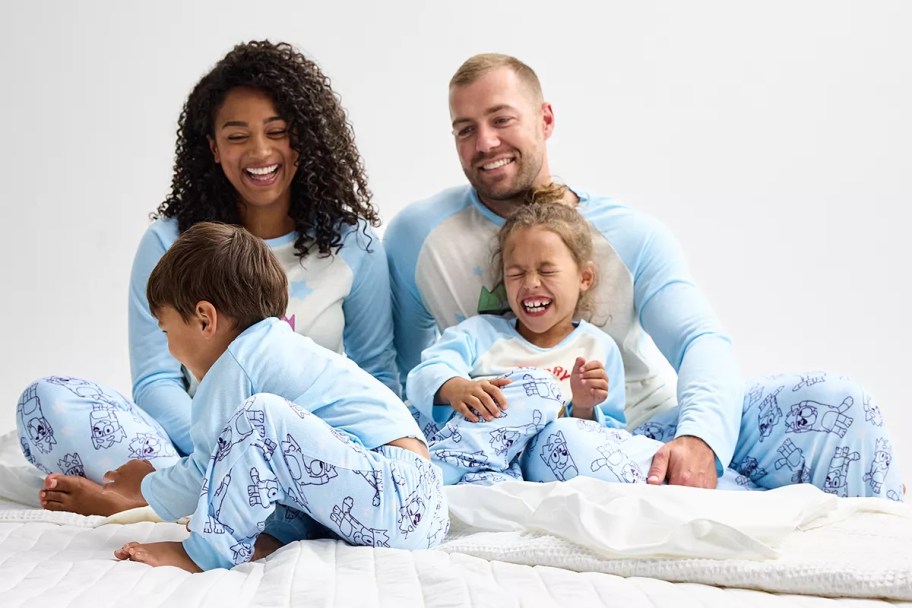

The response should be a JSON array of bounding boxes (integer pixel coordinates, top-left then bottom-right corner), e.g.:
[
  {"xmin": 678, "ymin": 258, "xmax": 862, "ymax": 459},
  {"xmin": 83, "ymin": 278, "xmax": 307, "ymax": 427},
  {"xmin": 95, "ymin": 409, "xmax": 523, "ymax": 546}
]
[
  {"xmin": 437, "ymin": 377, "xmax": 512, "ymax": 422},
  {"xmin": 570, "ymin": 357, "xmax": 608, "ymax": 416}
]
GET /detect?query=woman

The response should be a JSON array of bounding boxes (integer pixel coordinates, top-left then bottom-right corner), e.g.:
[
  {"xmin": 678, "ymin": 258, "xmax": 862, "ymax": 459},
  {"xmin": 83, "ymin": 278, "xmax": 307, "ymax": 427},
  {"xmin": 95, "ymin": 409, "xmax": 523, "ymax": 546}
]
[{"xmin": 17, "ymin": 40, "xmax": 399, "ymax": 516}]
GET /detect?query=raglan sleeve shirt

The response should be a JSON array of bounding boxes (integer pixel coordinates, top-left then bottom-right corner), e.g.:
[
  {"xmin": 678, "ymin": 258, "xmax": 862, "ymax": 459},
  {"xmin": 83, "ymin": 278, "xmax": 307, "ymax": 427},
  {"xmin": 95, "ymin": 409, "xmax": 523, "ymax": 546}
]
[
  {"xmin": 128, "ymin": 221, "xmax": 193, "ymax": 456},
  {"xmin": 630, "ymin": 219, "xmax": 742, "ymax": 472},
  {"xmin": 339, "ymin": 222, "xmax": 401, "ymax": 397}
]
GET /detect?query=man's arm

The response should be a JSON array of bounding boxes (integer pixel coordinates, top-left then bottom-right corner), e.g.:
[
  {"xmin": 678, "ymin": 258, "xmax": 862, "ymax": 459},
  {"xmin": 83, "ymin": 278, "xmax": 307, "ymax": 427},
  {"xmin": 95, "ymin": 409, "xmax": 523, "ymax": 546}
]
[{"xmin": 635, "ymin": 222, "xmax": 743, "ymax": 486}]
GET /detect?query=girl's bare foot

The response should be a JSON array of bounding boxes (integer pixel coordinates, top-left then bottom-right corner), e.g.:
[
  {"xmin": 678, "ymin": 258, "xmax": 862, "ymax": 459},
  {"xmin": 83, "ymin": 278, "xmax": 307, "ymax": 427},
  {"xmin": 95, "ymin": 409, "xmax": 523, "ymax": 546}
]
[
  {"xmin": 115, "ymin": 541, "xmax": 202, "ymax": 573},
  {"xmin": 40, "ymin": 474, "xmax": 147, "ymax": 516}
]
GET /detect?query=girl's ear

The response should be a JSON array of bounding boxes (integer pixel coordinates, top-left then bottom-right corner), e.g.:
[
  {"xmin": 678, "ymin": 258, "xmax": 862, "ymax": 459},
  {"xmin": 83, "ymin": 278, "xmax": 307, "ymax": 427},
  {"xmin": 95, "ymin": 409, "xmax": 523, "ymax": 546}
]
[
  {"xmin": 579, "ymin": 261, "xmax": 596, "ymax": 292},
  {"xmin": 194, "ymin": 301, "xmax": 219, "ymax": 336}
]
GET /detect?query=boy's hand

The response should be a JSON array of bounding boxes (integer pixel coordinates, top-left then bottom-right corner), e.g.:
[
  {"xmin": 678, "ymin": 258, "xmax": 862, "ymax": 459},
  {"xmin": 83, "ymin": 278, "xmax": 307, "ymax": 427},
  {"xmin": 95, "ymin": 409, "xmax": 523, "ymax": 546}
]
[
  {"xmin": 437, "ymin": 377, "xmax": 511, "ymax": 422},
  {"xmin": 103, "ymin": 459, "xmax": 155, "ymax": 505},
  {"xmin": 570, "ymin": 357, "xmax": 609, "ymax": 417}
]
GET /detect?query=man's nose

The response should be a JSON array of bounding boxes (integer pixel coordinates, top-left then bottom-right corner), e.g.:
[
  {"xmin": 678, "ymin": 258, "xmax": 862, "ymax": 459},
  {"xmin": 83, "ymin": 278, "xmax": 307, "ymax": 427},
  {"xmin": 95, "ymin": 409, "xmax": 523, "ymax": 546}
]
[{"xmin": 475, "ymin": 124, "xmax": 500, "ymax": 153}]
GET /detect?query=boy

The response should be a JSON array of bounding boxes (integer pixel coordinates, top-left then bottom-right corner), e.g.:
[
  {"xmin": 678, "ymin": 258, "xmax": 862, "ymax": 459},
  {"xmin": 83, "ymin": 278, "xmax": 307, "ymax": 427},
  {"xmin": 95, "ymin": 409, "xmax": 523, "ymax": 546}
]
[{"xmin": 110, "ymin": 222, "xmax": 447, "ymax": 572}]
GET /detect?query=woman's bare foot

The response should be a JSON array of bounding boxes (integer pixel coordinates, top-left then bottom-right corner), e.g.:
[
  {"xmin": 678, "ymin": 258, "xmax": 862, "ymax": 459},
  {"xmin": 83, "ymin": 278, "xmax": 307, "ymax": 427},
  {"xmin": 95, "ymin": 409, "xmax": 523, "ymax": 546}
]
[
  {"xmin": 40, "ymin": 474, "xmax": 147, "ymax": 516},
  {"xmin": 115, "ymin": 541, "xmax": 202, "ymax": 573}
]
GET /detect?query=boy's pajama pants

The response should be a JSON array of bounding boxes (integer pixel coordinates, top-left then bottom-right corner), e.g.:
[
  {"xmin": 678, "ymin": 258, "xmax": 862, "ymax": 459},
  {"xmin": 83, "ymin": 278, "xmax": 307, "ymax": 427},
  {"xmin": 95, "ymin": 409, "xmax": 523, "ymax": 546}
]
[
  {"xmin": 422, "ymin": 369, "xmax": 903, "ymax": 499},
  {"xmin": 183, "ymin": 393, "xmax": 449, "ymax": 571},
  {"xmin": 16, "ymin": 376, "xmax": 180, "ymax": 482}
]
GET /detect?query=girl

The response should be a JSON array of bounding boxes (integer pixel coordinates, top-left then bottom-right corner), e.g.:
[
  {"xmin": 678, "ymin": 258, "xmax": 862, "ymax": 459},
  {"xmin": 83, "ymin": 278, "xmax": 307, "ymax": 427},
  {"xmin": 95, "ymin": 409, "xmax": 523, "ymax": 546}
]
[
  {"xmin": 407, "ymin": 188, "xmax": 752, "ymax": 488},
  {"xmin": 18, "ymin": 41, "xmax": 399, "ymax": 516}
]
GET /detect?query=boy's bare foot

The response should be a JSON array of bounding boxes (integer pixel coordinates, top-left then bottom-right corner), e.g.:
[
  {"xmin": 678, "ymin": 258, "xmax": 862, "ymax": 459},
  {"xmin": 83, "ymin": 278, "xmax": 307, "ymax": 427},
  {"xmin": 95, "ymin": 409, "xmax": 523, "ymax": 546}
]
[
  {"xmin": 40, "ymin": 474, "xmax": 147, "ymax": 516},
  {"xmin": 115, "ymin": 541, "xmax": 202, "ymax": 573},
  {"xmin": 252, "ymin": 533, "xmax": 283, "ymax": 561}
]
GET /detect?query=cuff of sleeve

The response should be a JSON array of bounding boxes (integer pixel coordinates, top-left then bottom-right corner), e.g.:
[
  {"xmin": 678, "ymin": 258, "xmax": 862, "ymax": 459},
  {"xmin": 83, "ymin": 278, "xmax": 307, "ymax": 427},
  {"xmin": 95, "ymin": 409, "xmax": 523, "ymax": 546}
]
[
  {"xmin": 141, "ymin": 473, "xmax": 179, "ymax": 521},
  {"xmin": 673, "ymin": 423, "xmax": 729, "ymax": 477},
  {"xmin": 183, "ymin": 532, "xmax": 231, "ymax": 571}
]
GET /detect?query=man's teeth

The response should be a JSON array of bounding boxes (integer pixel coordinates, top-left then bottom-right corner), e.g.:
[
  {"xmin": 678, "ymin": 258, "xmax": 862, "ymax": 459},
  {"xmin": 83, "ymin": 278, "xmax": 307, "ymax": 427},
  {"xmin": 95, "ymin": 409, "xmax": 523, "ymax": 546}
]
[
  {"xmin": 482, "ymin": 158, "xmax": 512, "ymax": 170},
  {"xmin": 246, "ymin": 165, "xmax": 278, "ymax": 176},
  {"xmin": 523, "ymin": 298, "xmax": 552, "ymax": 313}
]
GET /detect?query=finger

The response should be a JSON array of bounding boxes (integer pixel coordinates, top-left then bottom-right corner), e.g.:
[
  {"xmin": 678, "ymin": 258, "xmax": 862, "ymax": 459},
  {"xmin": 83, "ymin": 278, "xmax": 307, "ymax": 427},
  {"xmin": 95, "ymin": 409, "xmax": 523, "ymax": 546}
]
[
  {"xmin": 41, "ymin": 490, "xmax": 69, "ymax": 504},
  {"xmin": 102, "ymin": 470, "xmax": 118, "ymax": 484},
  {"xmin": 474, "ymin": 389, "xmax": 500, "ymax": 419},
  {"xmin": 483, "ymin": 385, "xmax": 510, "ymax": 411},
  {"xmin": 453, "ymin": 402, "xmax": 479, "ymax": 423},
  {"xmin": 647, "ymin": 447, "xmax": 669, "ymax": 484},
  {"xmin": 489, "ymin": 377, "xmax": 513, "ymax": 388},
  {"xmin": 581, "ymin": 360, "xmax": 604, "ymax": 372},
  {"xmin": 584, "ymin": 379, "xmax": 609, "ymax": 392},
  {"xmin": 573, "ymin": 357, "xmax": 586, "ymax": 374}
]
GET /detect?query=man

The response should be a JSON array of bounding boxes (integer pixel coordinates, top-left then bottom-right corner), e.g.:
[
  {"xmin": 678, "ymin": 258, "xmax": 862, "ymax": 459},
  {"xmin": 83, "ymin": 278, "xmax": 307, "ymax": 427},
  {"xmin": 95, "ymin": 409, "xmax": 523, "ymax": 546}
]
[{"xmin": 385, "ymin": 53, "xmax": 901, "ymax": 497}]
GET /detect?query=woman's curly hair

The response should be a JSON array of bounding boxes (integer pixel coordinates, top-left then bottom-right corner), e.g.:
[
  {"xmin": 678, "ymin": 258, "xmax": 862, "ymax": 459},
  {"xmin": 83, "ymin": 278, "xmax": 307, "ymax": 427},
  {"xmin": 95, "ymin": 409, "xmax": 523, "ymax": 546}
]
[{"xmin": 153, "ymin": 40, "xmax": 379, "ymax": 258}]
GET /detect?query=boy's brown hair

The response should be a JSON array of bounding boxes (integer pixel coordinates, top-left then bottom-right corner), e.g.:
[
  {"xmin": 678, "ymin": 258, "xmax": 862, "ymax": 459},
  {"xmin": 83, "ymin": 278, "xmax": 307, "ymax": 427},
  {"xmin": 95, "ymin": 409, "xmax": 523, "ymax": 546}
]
[{"xmin": 147, "ymin": 222, "xmax": 288, "ymax": 330}]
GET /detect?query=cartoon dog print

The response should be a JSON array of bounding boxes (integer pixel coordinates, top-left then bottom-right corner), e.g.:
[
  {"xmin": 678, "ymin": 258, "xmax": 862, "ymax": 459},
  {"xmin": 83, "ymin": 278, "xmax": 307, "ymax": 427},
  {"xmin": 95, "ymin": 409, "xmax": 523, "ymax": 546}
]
[
  {"xmin": 46, "ymin": 376, "xmax": 105, "ymax": 399},
  {"xmin": 432, "ymin": 449, "xmax": 491, "ymax": 470},
  {"xmin": 128, "ymin": 432, "xmax": 176, "ymax": 460},
  {"xmin": 734, "ymin": 456, "xmax": 768, "ymax": 485},
  {"xmin": 757, "ymin": 386, "xmax": 784, "ymax": 442},
  {"xmin": 17, "ymin": 384, "xmax": 56, "ymax": 454},
  {"xmin": 774, "ymin": 439, "xmax": 811, "ymax": 483},
  {"xmin": 89, "ymin": 405, "xmax": 126, "ymax": 450},
  {"xmin": 863, "ymin": 394, "xmax": 884, "ymax": 427},
  {"xmin": 248, "ymin": 467, "xmax": 279, "ymax": 508},
  {"xmin": 792, "ymin": 373, "xmax": 826, "ymax": 392},
  {"xmin": 521, "ymin": 372, "xmax": 564, "ymax": 404},
  {"xmin": 785, "ymin": 397, "xmax": 854, "ymax": 438},
  {"xmin": 204, "ymin": 471, "xmax": 234, "ymax": 535},
  {"xmin": 282, "ymin": 435, "xmax": 338, "ymax": 490},
  {"xmin": 215, "ymin": 407, "xmax": 262, "ymax": 462},
  {"xmin": 591, "ymin": 444, "xmax": 644, "ymax": 483},
  {"xmin": 330, "ymin": 497, "xmax": 390, "ymax": 547},
  {"xmin": 356, "ymin": 470, "xmax": 384, "ymax": 506},
  {"xmin": 863, "ymin": 438, "xmax": 892, "ymax": 494},
  {"xmin": 397, "ymin": 490, "xmax": 427, "ymax": 538},
  {"xmin": 57, "ymin": 452, "xmax": 85, "ymax": 477},
  {"xmin": 539, "ymin": 431, "xmax": 578, "ymax": 481},
  {"xmin": 489, "ymin": 410, "xmax": 544, "ymax": 456},
  {"xmin": 823, "ymin": 446, "xmax": 860, "ymax": 498},
  {"xmin": 632, "ymin": 421, "xmax": 676, "ymax": 443}
]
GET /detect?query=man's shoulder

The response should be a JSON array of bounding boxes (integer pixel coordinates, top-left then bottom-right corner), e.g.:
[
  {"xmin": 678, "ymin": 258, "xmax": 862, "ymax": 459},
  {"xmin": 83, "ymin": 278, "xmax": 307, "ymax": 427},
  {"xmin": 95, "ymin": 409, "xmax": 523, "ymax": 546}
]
[{"xmin": 386, "ymin": 185, "xmax": 475, "ymax": 239}]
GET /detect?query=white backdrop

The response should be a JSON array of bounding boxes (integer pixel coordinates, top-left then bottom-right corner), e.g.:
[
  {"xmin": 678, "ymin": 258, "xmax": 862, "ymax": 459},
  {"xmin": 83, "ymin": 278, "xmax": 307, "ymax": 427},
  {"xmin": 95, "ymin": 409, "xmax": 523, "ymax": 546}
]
[{"xmin": 1, "ymin": 1, "xmax": 910, "ymax": 475}]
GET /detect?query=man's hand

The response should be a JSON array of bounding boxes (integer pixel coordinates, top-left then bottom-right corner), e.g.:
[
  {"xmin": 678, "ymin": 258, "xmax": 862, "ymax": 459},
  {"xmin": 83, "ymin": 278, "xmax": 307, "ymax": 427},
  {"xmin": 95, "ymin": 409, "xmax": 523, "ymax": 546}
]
[
  {"xmin": 646, "ymin": 435, "xmax": 718, "ymax": 489},
  {"xmin": 103, "ymin": 459, "xmax": 155, "ymax": 504},
  {"xmin": 437, "ymin": 377, "xmax": 511, "ymax": 422},
  {"xmin": 569, "ymin": 357, "xmax": 608, "ymax": 418}
]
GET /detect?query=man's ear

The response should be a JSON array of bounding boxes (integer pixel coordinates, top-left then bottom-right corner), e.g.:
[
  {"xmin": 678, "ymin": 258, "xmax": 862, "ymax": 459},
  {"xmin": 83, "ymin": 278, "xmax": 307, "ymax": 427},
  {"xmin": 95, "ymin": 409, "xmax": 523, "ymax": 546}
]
[
  {"xmin": 541, "ymin": 101, "xmax": 555, "ymax": 140},
  {"xmin": 208, "ymin": 136, "xmax": 220, "ymax": 164},
  {"xmin": 194, "ymin": 301, "xmax": 219, "ymax": 336}
]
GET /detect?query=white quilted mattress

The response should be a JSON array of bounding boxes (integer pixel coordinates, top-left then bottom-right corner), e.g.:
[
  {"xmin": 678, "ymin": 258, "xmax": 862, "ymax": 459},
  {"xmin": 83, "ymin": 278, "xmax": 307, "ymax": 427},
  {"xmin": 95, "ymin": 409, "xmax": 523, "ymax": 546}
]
[{"xmin": 0, "ymin": 431, "xmax": 910, "ymax": 607}]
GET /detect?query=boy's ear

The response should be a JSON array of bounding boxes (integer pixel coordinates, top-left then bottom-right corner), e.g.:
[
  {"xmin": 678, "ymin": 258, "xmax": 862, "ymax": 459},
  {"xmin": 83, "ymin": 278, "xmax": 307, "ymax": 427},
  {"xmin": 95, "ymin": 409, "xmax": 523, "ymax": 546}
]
[
  {"xmin": 194, "ymin": 301, "xmax": 219, "ymax": 336},
  {"xmin": 579, "ymin": 261, "xmax": 596, "ymax": 291}
]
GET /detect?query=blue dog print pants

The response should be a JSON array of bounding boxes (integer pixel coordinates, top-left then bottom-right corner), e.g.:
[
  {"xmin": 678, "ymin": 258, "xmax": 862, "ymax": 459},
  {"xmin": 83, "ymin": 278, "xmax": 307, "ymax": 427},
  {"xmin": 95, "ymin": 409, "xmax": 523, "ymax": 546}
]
[
  {"xmin": 16, "ymin": 376, "xmax": 180, "ymax": 482},
  {"xmin": 419, "ymin": 370, "xmax": 902, "ymax": 498},
  {"xmin": 428, "ymin": 368, "xmax": 749, "ymax": 489},
  {"xmin": 182, "ymin": 393, "xmax": 449, "ymax": 571}
]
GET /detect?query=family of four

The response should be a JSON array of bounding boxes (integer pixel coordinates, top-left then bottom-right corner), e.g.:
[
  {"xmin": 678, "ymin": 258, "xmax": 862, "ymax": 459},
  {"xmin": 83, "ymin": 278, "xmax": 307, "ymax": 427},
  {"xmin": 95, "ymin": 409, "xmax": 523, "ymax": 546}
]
[{"xmin": 16, "ymin": 41, "xmax": 902, "ymax": 573}]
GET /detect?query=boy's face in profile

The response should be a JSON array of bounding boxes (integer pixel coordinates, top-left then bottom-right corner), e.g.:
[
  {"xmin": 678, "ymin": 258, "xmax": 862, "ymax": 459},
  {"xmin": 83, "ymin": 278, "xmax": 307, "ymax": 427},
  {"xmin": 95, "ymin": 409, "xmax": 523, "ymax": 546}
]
[{"xmin": 156, "ymin": 305, "xmax": 211, "ymax": 381}]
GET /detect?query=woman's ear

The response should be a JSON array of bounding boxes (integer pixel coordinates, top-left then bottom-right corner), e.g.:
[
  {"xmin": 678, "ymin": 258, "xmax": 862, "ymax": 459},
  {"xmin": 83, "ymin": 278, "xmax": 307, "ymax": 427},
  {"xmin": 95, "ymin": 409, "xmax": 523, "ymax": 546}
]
[{"xmin": 208, "ymin": 136, "xmax": 220, "ymax": 164}]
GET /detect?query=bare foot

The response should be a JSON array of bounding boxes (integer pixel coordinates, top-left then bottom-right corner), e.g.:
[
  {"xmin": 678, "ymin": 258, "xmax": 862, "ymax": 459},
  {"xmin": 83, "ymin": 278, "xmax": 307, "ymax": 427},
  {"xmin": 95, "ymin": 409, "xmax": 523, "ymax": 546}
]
[
  {"xmin": 40, "ymin": 474, "xmax": 147, "ymax": 516},
  {"xmin": 115, "ymin": 541, "xmax": 202, "ymax": 573}
]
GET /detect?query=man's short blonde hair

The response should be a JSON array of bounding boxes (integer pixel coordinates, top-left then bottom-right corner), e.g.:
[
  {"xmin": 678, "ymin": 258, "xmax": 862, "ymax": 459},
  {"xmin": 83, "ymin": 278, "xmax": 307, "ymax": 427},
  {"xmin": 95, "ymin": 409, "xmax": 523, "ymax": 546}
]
[{"xmin": 449, "ymin": 53, "xmax": 543, "ymax": 101}]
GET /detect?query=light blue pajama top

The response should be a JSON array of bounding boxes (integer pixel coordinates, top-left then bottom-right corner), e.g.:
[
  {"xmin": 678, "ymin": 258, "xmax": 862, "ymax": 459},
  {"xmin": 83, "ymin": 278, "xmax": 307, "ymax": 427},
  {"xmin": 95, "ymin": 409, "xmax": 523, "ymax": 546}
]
[{"xmin": 140, "ymin": 317, "xmax": 421, "ymax": 521}]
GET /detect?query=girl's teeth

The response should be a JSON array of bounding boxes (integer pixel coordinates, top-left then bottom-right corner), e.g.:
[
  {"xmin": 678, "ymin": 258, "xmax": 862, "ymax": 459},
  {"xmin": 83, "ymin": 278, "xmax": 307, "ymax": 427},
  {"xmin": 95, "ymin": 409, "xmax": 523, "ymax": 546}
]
[{"xmin": 247, "ymin": 165, "xmax": 278, "ymax": 176}]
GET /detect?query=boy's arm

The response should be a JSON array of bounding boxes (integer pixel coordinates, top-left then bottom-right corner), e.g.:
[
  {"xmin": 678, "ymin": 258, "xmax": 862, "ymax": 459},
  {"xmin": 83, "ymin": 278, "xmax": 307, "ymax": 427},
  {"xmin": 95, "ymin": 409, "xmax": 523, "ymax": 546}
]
[{"xmin": 141, "ymin": 455, "xmax": 205, "ymax": 521}]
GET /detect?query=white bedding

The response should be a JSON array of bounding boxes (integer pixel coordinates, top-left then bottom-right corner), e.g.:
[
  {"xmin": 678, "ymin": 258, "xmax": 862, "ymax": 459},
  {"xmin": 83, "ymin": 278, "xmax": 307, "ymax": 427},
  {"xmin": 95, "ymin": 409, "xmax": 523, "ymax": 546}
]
[{"xmin": 1, "ymin": 430, "xmax": 910, "ymax": 607}]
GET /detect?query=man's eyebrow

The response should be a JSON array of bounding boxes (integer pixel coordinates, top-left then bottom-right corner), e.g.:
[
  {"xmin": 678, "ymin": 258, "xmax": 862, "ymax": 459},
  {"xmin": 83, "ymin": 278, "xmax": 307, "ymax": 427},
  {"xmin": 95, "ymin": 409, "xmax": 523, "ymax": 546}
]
[{"xmin": 451, "ymin": 104, "xmax": 518, "ymax": 128}]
